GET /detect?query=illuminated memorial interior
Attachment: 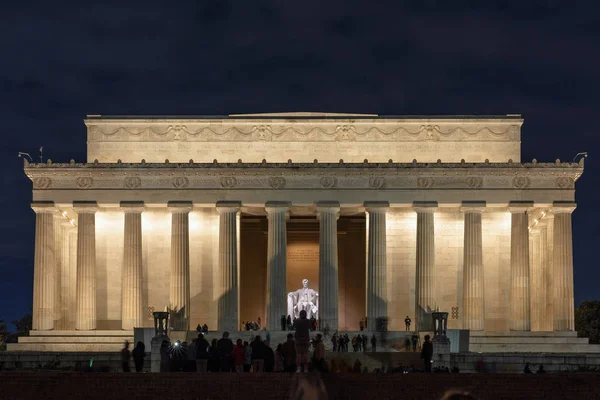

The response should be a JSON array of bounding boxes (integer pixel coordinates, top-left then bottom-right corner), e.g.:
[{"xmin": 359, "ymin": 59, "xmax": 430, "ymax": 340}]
[{"xmin": 12, "ymin": 113, "xmax": 594, "ymax": 353}]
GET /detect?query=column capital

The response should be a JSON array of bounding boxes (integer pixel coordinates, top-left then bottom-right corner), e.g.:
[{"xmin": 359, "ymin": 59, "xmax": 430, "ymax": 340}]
[
  {"xmin": 216, "ymin": 200, "xmax": 241, "ymax": 213},
  {"xmin": 60, "ymin": 220, "xmax": 76, "ymax": 228},
  {"xmin": 120, "ymin": 201, "xmax": 145, "ymax": 213},
  {"xmin": 364, "ymin": 201, "xmax": 389, "ymax": 212},
  {"xmin": 461, "ymin": 201, "xmax": 486, "ymax": 213},
  {"xmin": 31, "ymin": 201, "xmax": 55, "ymax": 214},
  {"xmin": 73, "ymin": 201, "xmax": 98, "ymax": 214},
  {"xmin": 413, "ymin": 201, "xmax": 438, "ymax": 213},
  {"xmin": 508, "ymin": 200, "xmax": 534, "ymax": 213},
  {"xmin": 552, "ymin": 201, "xmax": 576, "ymax": 214},
  {"xmin": 167, "ymin": 200, "xmax": 193, "ymax": 213},
  {"xmin": 265, "ymin": 201, "xmax": 291, "ymax": 211}
]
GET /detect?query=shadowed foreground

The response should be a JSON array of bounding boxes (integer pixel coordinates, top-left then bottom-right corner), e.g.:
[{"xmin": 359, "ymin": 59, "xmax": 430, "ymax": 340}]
[{"xmin": 0, "ymin": 372, "xmax": 599, "ymax": 400}]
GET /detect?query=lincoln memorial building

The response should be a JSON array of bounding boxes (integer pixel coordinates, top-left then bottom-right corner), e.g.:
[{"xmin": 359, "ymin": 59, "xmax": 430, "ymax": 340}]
[{"xmin": 15, "ymin": 113, "xmax": 591, "ymax": 352}]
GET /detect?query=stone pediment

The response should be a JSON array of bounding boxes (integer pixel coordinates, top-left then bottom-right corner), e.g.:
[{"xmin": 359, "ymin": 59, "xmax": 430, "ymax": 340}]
[{"xmin": 84, "ymin": 115, "xmax": 523, "ymax": 163}]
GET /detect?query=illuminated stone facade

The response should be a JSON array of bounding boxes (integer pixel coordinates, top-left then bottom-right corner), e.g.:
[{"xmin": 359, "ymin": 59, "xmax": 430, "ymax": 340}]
[{"xmin": 16, "ymin": 113, "xmax": 589, "ymax": 352}]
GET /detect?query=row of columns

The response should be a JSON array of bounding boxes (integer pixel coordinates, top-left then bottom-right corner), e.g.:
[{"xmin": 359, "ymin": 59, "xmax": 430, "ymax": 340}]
[{"xmin": 31, "ymin": 199, "xmax": 575, "ymax": 333}]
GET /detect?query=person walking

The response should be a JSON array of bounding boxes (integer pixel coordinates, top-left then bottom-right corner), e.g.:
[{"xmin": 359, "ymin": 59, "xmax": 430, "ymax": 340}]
[
  {"xmin": 312, "ymin": 334, "xmax": 326, "ymax": 372},
  {"xmin": 243, "ymin": 341, "xmax": 252, "ymax": 372},
  {"xmin": 371, "ymin": 334, "xmax": 377, "ymax": 352},
  {"xmin": 294, "ymin": 309, "xmax": 312, "ymax": 372},
  {"xmin": 217, "ymin": 332, "xmax": 234, "ymax": 372},
  {"xmin": 274, "ymin": 344, "xmax": 284, "ymax": 372},
  {"xmin": 195, "ymin": 334, "xmax": 210, "ymax": 373},
  {"xmin": 421, "ymin": 335, "xmax": 433, "ymax": 372},
  {"xmin": 405, "ymin": 316, "xmax": 412, "ymax": 331},
  {"xmin": 232, "ymin": 339, "xmax": 245, "ymax": 372},
  {"xmin": 121, "ymin": 340, "xmax": 131, "ymax": 372},
  {"xmin": 281, "ymin": 333, "xmax": 297, "ymax": 373},
  {"xmin": 250, "ymin": 335, "xmax": 265, "ymax": 372},
  {"xmin": 132, "ymin": 341, "xmax": 145, "ymax": 372}
]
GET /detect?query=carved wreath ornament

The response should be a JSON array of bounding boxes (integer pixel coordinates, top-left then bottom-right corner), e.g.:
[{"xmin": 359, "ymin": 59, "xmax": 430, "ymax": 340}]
[
  {"xmin": 76, "ymin": 177, "xmax": 93, "ymax": 189},
  {"xmin": 465, "ymin": 177, "xmax": 483, "ymax": 189},
  {"xmin": 555, "ymin": 177, "xmax": 574, "ymax": 189},
  {"xmin": 220, "ymin": 177, "xmax": 237, "ymax": 188},
  {"xmin": 512, "ymin": 176, "xmax": 531, "ymax": 189},
  {"xmin": 172, "ymin": 177, "xmax": 189, "ymax": 188},
  {"xmin": 268, "ymin": 176, "xmax": 286, "ymax": 189},
  {"xmin": 417, "ymin": 177, "xmax": 435, "ymax": 188},
  {"xmin": 124, "ymin": 177, "xmax": 142, "ymax": 189},
  {"xmin": 369, "ymin": 177, "xmax": 387, "ymax": 189},
  {"xmin": 33, "ymin": 177, "xmax": 52, "ymax": 189},
  {"xmin": 320, "ymin": 177, "xmax": 337, "ymax": 188}
]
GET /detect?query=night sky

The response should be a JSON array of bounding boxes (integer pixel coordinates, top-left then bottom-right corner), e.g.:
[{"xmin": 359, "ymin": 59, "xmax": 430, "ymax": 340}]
[{"xmin": 1, "ymin": 2, "xmax": 599, "ymax": 329}]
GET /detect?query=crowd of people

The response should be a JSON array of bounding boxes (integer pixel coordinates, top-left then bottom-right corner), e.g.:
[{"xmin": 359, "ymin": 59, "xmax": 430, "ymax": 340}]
[{"xmin": 330, "ymin": 333, "xmax": 377, "ymax": 352}]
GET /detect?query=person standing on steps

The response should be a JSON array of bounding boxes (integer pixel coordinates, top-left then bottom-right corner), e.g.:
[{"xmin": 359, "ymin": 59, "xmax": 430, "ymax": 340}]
[
  {"xmin": 371, "ymin": 334, "xmax": 377, "ymax": 352},
  {"xmin": 421, "ymin": 334, "xmax": 433, "ymax": 372},
  {"xmin": 294, "ymin": 309, "xmax": 312, "ymax": 372},
  {"xmin": 121, "ymin": 340, "xmax": 131, "ymax": 372},
  {"xmin": 132, "ymin": 341, "xmax": 145, "ymax": 372},
  {"xmin": 405, "ymin": 316, "xmax": 412, "ymax": 331}
]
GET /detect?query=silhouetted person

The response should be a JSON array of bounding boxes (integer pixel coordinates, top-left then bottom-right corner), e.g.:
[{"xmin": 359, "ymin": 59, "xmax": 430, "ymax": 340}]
[
  {"xmin": 371, "ymin": 334, "xmax": 377, "ymax": 352},
  {"xmin": 217, "ymin": 331, "xmax": 234, "ymax": 372},
  {"xmin": 282, "ymin": 333, "xmax": 297, "ymax": 372},
  {"xmin": 524, "ymin": 362, "xmax": 532, "ymax": 374},
  {"xmin": 202, "ymin": 324, "xmax": 208, "ymax": 333},
  {"xmin": 232, "ymin": 338, "xmax": 245, "ymax": 372},
  {"xmin": 250, "ymin": 335, "xmax": 265, "ymax": 372},
  {"xmin": 287, "ymin": 315, "xmax": 292, "ymax": 331},
  {"xmin": 295, "ymin": 309, "xmax": 312, "ymax": 372},
  {"xmin": 359, "ymin": 319, "xmax": 365, "ymax": 331},
  {"xmin": 196, "ymin": 324, "xmax": 202, "ymax": 334},
  {"xmin": 121, "ymin": 340, "xmax": 131, "ymax": 372},
  {"xmin": 412, "ymin": 333, "xmax": 419, "ymax": 352},
  {"xmin": 404, "ymin": 337, "xmax": 411, "ymax": 352},
  {"xmin": 281, "ymin": 314, "xmax": 287, "ymax": 331},
  {"xmin": 264, "ymin": 340, "xmax": 275, "ymax": 372},
  {"xmin": 312, "ymin": 334, "xmax": 326, "ymax": 372},
  {"xmin": 405, "ymin": 316, "xmax": 411, "ymax": 331},
  {"xmin": 208, "ymin": 338, "xmax": 219, "ymax": 372},
  {"xmin": 160, "ymin": 340, "xmax": 170, "ymax": 372},
  {"xmin": 362, "ymin": 334, "xmax": 368, "ymax": 352},
  {"xmin": 132, "ymin": 341, "xmax": 145, "ymax": 372},
  {"xmin": 421, "ymin": 334, "xmax": 433, "ymax": 372},
  {"xmin": 537, "ymin": 364, "xmax": 546, "ymax": 374},
  {"xmin": 195, "ymin": 333, "xmax": 210, "ymax": 372},
  {"xmin": 243, "ymin": 341, "xmax": 252, "ymax": 372}
]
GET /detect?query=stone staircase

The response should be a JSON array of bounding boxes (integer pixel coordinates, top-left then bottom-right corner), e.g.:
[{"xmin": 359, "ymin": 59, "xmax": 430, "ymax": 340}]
[
  {"xmin": 7, "ymin": 330, "xmax": 134, "ymax": 352},
  {"xmin": 469, "ymin": 331, "xmax": 600, "ymax": 353}
]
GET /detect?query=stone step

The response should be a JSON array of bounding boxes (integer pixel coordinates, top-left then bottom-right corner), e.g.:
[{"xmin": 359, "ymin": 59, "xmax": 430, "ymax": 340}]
[
  {"xmin": 29, "ymin": 330, "xmax": 133, "ymax": 337},
  {"xmin": 18, "ymin": 336, "xmax": 133, "ymax": 344},
  {"xmin": 470, "ymin": 336, "xmax": 590, "ymax": 344},
  {"xmin": 469, "ymin": 331, "xmax": 578, "ymax": 338},
  {"xmin": 470, "ymin": 343, "xmax": 600, "ymax": 353},
  {"xmin": 6, "ymin": 343, "xmax": 126, "ymax": 352}
]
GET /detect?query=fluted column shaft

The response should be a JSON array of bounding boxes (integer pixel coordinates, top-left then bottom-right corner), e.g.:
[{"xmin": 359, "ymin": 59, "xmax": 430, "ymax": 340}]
[
  {"xmin": 365, "ymin": 201, "xmax": 388, "ymax": 330},
  {"xmin": 74, "ymin": 201, "xmax": 98, "ymax": 330},
  {"xmin": 538, "ymin": 222, "xmax": 551, "ymax": 331},
  {"xmin": 217, "ymin": 201, "xmax": 241, "ymax": 332},
  {"xmin": 545, "ymin": 216, "xmax": 555, "ymax": 330},
  {"xmin": 121, "ymin": 202, "xmax": 145, "ymax": 330},
  {"xmin": 530, "ymin": 230, "xmax": 542, "ymax": 331},
  {"xmin": 509, "ymin": 201, "xmax": 532, "ymax": 331},
  {"xmin": 462, "ymin": 202, "xmax": 485, "ymax": 331},
  {"xmin": 265, "ymin": 202, "xmax": 289, "ymax": 330},
  {"xmin": 169, "ymin": 201, "xmax": 192, "ymax": 331},
  {"xmin": 53, "ymin": 213, "xmax": 64, "ymax": 329},
  {"xmin": 552, "ymin": 202, "xmax": 576, "ymax": 331},
  {"xmin": 61, "ymin": 222, "xmax": 77, "ymax": 330},
  {"xmin": 318, "ymin": 202, "xmax": 340, "ymax": 331},
  {"xmin": 415, "ymin": 201, "xmax": 437, "ymax": 331},
  {"xmin": 32, "ymin": 202, "xmax": 56, "ymax": 331}
]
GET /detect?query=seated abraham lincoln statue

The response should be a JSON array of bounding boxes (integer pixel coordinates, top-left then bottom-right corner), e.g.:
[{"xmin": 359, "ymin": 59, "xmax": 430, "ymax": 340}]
[{"xmin": 287, "ymin": 279, "xmax": 319, "ymax": 320}]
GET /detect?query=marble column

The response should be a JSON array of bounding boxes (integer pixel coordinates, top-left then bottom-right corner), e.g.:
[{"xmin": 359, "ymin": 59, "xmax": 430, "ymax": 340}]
[
  {"xmin": 61, "ymin": 221, "xmax": 76, "ymax": 330},
  {"xmin": 318, "ymin": 201, "xmax": 340, "ymax": 331},
  {"xmin": 265, "ymin": 202, "xmax": 290, "ymax": 330},
  {"xmin": 168, "ymin": 201, "xmax": 192, "ymax": 331},
  {"xmin": 365, "ymin": 201, "xmax": 388, "ymax": 330},
  {"xmin": 32, "ymin": 202, "xmax": 56, "ymax": 331},
  {"xmin": 121, "ymin": 201, "xmax": 145, "ymax": 330},
  {"xmin": 53, "ymin": 212, "xmax": 64, "ymax": 329},
  {"xmin": 545, "ymin": 215, "xmax": 555, "ymax": 330},
  {"xmin": 414, "ymin": 201, "xmax": 437, "ymax": 331},
  {"xmin": 74, "ymin": 201, "xmax": 98, "ymax": 331},
  {"xmin": 538, "ymin": 220, "xmax": 551, "ymax": 331},
  {"xmin": 461, "ymin": 201, "xmax": 485, "ymax": 331},
  {"xmin": 552, "ymin": 202, "xmax": 576, "ymax": 331},
  {"xmin": 217, "ymin": 201, "xmax": 241, "ymax": 332},
  {"xmin": 509, "ymin": 201, "xmax": 533, "ymax": 331},
  {"xmin": 530, "ymin": 229, "xmax": 542, "ymax": 331}
]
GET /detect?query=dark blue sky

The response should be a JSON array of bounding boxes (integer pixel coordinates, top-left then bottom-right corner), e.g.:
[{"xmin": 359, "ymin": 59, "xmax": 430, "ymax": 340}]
[{"xmin": 1, "ymin": 1, "xmax": 599, "ymax": 328}]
